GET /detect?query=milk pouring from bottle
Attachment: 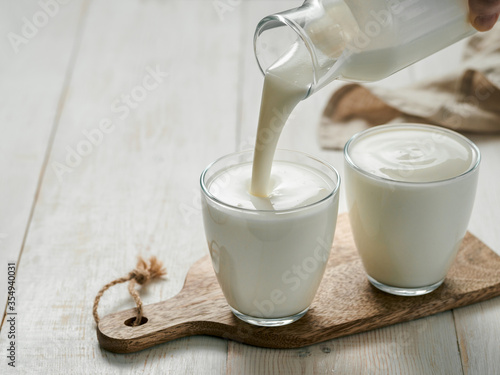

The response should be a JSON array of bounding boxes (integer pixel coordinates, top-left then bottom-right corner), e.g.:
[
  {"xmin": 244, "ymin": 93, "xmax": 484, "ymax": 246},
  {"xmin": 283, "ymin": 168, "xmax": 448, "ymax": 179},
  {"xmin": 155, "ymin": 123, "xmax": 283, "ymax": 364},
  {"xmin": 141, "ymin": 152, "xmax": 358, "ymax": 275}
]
[
  {"xmin": 254, "ymin": 0, "xmax": 475, "ymax": 96},
  {"xmin": 201, "ymin": 0, "xmax": 477, "ymax": 326},
  {"xmin": 251, "ymin": 0, "xmax": 475, "ymax": 194}
]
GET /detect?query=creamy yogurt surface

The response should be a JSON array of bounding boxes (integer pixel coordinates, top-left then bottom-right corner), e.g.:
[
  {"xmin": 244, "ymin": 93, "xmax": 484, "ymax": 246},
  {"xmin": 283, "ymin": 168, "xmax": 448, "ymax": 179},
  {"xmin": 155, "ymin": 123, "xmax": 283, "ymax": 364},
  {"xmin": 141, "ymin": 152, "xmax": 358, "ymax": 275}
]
[
  {"xmin": 209, "ymin": 161, "xmax": 332, "ymax": 211},
  {"xmin": 347, "ymin": 127, "xmax": 475, "ymax": 183},
  {"xmin": 344, "ymin": 125, "xmax": 480, "ymax": 290}
]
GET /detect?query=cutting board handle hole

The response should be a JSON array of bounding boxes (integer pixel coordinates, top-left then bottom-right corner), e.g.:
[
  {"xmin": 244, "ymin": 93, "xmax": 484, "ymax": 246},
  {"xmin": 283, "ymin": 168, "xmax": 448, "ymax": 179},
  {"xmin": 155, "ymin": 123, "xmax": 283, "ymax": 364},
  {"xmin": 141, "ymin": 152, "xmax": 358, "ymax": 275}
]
[{"xmin": 124, "ymin": 316, "xmax": 148, "ymax": 327}]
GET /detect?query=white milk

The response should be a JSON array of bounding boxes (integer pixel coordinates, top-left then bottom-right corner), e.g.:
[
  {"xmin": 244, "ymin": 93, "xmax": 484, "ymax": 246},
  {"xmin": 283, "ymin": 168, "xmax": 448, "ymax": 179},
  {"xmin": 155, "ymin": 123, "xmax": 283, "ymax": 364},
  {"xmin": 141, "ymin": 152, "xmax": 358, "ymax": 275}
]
[
  {"xmin": 255, "ymin": 0, "xmax": 473, "ymax": 98},
  {"xmin": 250, "ymin": 0, "xmax": 473, "ymax": 195},
  {"xmin": 202, "ymin": 157, "xmax": 339, "ymax": 319},
  {"xmin": 250, "ymin": 0, "xmax": 474, "ymax": 196},
  {"xmin": 203, "ymin": 5, "xmax": 341, "ymax": 322},
  {"xmin": 250, "ymin": 44, "xmax": 313, "ymax": 197},
  {"xmin": 330, "ymin": 0, "xmax": 474, "ymax": 82},
  {"xmin": 345, "ymin": 125, "xmax": 480, "ymax": 289},
  {"xmin": 250, "ymin": 1, "xmax": 349, "ymax": 197}
]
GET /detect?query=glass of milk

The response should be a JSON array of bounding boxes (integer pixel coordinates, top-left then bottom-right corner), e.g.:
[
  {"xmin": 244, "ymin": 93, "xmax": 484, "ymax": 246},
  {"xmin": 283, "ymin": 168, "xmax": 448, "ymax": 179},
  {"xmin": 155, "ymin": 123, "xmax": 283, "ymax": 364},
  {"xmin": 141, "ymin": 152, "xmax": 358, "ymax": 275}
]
[
  {"xmin": 200, "ymin": 149, "xmax": 340, "ymax": 326},
  {"xmin": 344, "ymin": 124, "xmax": 480, "ymax": 296}
]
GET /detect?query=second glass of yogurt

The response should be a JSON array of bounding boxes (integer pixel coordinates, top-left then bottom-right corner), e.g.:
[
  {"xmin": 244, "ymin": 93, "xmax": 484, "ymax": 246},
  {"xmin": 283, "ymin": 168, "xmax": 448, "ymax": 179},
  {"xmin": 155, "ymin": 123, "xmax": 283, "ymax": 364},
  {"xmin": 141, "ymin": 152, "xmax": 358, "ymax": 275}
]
[{"xmin": 344, "ymin": 124, "xmax": 480, "ymax": 296}]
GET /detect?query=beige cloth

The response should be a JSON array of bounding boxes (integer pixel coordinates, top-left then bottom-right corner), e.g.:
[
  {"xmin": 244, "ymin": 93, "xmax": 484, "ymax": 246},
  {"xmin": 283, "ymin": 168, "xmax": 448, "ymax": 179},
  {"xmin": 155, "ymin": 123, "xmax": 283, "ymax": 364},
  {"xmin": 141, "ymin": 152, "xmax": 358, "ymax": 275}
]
[{"xmin": 319, "ymin": 23, "xmax": 500, "ymax": 150}]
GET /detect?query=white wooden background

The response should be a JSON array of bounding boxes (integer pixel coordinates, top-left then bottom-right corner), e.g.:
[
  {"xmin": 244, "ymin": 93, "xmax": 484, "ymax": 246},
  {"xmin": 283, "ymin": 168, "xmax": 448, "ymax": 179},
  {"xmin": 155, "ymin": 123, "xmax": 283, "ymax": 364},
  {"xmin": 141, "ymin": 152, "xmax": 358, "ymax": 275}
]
[{"xmin": 1, "ymin": 1, "xmax": 499, "ymax": 374}]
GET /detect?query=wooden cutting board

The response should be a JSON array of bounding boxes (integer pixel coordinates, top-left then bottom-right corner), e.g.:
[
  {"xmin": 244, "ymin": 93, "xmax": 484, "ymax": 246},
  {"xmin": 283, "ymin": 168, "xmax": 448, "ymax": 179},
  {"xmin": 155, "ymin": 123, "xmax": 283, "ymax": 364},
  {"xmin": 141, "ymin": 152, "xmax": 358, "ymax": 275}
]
[{"xmin": 96, "ymin": 214, "xmax": 500, "ymax": 353}]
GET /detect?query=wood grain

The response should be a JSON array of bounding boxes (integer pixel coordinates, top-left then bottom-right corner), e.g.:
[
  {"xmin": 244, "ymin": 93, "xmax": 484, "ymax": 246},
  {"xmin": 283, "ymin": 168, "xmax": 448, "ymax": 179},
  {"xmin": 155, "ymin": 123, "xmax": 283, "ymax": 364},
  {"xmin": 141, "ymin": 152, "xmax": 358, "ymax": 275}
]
[
  {"xmin": 1, "ymin": 0, "xmax": 500, "ymax": 373},
  {"xmin": 453, "ymin": 135, "xmax": 500, "ymax": 375},
  {"xmin": 97, "ymin": 213, "xmax": 500, "ymax": 354},
  {"xmin": 0, "ymin": 0, "xmax": 240, "ymax": 373},
  {"xmin": 0, "ymin": 0, "xmax": 86, "ymax": 325}
]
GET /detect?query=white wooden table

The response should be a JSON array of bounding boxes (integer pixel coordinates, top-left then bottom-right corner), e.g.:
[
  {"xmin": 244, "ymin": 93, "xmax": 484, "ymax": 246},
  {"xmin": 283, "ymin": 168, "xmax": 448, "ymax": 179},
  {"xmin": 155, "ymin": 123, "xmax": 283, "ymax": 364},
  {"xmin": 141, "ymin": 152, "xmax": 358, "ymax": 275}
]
[{"xmin": 1, "ymin": 1, "xmax": 499, "ymax": 373}]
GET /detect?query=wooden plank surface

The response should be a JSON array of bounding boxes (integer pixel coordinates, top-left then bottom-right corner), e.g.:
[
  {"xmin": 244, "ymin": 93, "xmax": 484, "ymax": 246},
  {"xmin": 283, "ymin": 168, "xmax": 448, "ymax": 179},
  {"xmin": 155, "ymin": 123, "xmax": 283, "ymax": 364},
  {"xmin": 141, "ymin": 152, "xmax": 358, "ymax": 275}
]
[
  {"xmin": 0, "ymin": 0, "xmax": 499, "ymax": 374},
  {"xmin": 0, "ymin": 0, "xmax": 86, "ymax": 324},
  {"xmin": 453, "ymin": 135, "xmax": 500, "ymax": 375},
  {"xmin": 1, "ymin": 0, "xmax": 241, "ymax": 373}
]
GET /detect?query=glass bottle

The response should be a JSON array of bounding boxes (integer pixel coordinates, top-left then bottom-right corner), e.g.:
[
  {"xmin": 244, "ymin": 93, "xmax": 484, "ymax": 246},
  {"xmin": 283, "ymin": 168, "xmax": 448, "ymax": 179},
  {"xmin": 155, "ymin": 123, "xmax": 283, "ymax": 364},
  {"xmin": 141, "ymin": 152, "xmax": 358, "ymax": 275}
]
[{"xmin": 254, "ymin": 0, "xmax": 475, "ymax": 98}]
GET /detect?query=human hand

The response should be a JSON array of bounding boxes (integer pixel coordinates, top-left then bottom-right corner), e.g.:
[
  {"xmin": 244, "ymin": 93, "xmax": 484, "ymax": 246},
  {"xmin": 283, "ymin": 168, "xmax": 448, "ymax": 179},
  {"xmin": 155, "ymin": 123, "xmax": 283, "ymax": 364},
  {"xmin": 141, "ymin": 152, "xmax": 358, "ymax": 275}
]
[{"xmin": 469, "ymin": 0, "xmax": 500, "ymax": 31}]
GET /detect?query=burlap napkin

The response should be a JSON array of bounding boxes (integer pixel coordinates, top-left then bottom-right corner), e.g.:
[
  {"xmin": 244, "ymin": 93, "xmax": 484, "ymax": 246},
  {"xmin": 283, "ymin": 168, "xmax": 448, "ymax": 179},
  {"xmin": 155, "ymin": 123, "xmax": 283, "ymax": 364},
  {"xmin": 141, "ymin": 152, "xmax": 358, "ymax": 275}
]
[{"xmin": 319, "ymin": 23, "xmax": 500, "ymax": 150}]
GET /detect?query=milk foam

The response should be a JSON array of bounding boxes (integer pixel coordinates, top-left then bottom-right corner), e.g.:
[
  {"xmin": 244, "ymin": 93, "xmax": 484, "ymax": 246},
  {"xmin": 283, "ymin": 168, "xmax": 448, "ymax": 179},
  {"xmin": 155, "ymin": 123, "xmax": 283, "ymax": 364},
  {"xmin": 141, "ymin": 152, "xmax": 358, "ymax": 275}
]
[{"xmin": 348, "ymin": 127, "xmax": 475, "ymax": 183}]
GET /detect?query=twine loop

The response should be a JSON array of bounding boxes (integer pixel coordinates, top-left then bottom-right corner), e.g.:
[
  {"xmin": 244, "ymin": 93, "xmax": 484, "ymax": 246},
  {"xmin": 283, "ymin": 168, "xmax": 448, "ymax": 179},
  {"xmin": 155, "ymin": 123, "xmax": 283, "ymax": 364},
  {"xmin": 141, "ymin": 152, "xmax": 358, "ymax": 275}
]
[{"xmin": 93, "ymin": 256, "xmax": 166, "ymax": 326}]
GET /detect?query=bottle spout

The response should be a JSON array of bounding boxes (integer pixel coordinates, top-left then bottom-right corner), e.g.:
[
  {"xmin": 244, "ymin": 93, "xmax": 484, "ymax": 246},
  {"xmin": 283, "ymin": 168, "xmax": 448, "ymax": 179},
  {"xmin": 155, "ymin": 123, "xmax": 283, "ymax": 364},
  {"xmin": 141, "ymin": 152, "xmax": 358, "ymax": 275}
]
[{"xmin": 254, "ymin": 0, "xmax": 350, "ymax": 97}]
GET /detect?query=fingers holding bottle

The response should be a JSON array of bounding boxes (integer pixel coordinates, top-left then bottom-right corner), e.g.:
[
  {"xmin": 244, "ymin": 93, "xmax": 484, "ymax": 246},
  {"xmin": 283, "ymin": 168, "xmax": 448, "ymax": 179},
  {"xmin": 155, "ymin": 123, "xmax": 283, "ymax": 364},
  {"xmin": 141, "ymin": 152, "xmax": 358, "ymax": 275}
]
[{"xmin": 469, "ymin": 0, "xmax": 500, "ymax": 31}]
